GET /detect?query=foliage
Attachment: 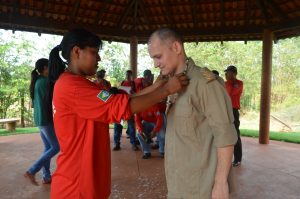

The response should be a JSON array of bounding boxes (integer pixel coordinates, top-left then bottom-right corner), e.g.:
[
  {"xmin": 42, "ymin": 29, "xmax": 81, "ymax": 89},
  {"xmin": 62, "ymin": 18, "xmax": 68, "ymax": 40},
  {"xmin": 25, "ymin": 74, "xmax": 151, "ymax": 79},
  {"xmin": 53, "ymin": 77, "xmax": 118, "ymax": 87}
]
[
  {"xmin": 0, "ymin": 30, "xmax": 61, "ymax": 126},
  {"xmin": 0, "ymin": 29, "xmax": 299, "ymax": 127},
  {"xmin": 241, "ymin": 129, "xmax": 300, "ymax": 144},
  {"xmin": 0, "ymin": 127, "xmax": 39, "ymax": 136},
  {"xmin": 99, "ymin": 42, "xmax": 130, "ymax": 86}
]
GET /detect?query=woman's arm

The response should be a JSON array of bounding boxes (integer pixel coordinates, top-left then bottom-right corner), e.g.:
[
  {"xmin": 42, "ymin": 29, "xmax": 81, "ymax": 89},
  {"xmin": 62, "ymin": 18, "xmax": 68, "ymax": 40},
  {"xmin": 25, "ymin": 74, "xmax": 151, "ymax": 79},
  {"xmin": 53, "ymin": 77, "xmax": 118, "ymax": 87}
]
[{"xmin": 130, "ymin": 73, "xmax": 189, "ymax": 114}]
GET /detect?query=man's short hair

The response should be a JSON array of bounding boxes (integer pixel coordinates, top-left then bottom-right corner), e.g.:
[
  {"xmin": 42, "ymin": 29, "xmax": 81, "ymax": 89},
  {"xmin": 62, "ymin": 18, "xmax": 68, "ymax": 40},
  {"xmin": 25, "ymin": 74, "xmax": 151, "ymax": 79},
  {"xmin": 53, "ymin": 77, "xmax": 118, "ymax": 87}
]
[
  {"xmin": 96, "ymin": 69, "xmax": 106, "ymax": 78},
  {"xmin": 143, "ymin": 69, "xmax": 152, "ymax": 77},
  {"xmin": 149, "ymin": 28, "xmax": 183, "ymax": 45}
]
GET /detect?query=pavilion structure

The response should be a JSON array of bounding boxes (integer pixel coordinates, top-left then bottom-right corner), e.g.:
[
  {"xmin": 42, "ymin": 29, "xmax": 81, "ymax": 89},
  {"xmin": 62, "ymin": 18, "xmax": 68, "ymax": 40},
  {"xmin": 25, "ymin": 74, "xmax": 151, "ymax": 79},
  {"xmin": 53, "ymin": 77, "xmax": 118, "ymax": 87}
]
[{"xmin": 1, "ymin": 0, "xmax": 300, "ymax": 144}]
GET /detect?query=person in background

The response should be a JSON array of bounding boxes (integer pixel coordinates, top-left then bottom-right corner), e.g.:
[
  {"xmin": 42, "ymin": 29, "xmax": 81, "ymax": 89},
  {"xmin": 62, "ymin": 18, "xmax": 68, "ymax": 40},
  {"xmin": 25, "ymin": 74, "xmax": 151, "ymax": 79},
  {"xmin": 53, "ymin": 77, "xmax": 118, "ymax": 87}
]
[
  {"xmin": 225, "ymin": 65, "xmax": 244, "ymax": 167},
  {"xmin": 135, "ymin": 69, "xmax": 154, "ymax": 93},
  {"xmin": 113, "ymin": 70, "xmax": 138, "ymax": 151},
  {"xmin": 94, "ymin": 69, "xmax": 111, "ymax": 91},
  {"xmin": 24, "ymin": 58, "xmax": 60, "ymax": 185},
  {"xmin": 135, "ymin": 104, "xmax": 166, "ymax": 159},
  {"xmin": 212, "ymin": 69, "xmax": 225, "ymax": 86},
  {"xmin": 47, "ymin": 28, "xmax": 189, "ymax": 199}
]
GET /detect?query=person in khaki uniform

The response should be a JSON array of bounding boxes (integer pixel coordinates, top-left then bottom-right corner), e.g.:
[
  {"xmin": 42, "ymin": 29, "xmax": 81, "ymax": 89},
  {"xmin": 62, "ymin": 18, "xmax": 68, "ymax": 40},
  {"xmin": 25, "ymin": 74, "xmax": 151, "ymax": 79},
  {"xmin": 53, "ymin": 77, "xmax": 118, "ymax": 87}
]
[{"xmin": 148, "ymin": 28, "xmax": 238, "ymax": 199}]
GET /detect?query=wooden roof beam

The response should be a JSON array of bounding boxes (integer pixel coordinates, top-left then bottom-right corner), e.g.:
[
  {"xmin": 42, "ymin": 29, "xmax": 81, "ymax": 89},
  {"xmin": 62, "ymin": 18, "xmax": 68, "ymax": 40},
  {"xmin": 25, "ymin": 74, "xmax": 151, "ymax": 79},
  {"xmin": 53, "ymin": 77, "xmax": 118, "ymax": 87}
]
[
  {"xmin": 138, "ymin": 0, "xmax": 151, "ymax": 28},
  {"xmin": 43, "ymin": 0, "xmax": 49, "ymax": 17},
  {"xmin": 117, "ymin": 0, "xmax": 136, "ymax": 28},
  {"xmin": 69, "ymin": 0, "xmax": 81, "ymax": 22},
  {"xmin": 191, "ymin": 0, "xmax": 199, "ymax": 28},
  {"xmin": 266, "ymin": 0, "xmax": 287, "ymax": 20},
  {"xmin": 245, "ymin": 0, "xmax": 251, "ymax": 26},
  {"xmin": 94, "ymin": 0, "xmax": 112, "ymax": 25},
  {"xmin": 220, "ymin": 0, "xmax": 225, "ymax": 27},
  {"xmin": 256, "ymin": 0, "xmax": 270, "ymax": 25},
  {"xmin": 133, "ymin": 0, "xmax": 139, "ymax": 29},
  {"xmin": 163, "ymin": 0, "xmax": 174, "ymax": 28}
]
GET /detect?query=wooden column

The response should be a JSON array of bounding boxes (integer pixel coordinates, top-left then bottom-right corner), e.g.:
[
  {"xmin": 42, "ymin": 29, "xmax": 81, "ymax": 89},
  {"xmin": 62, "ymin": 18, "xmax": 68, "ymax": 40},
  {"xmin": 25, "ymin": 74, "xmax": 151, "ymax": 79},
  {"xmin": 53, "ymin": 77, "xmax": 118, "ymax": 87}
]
[
  {"xmin": 130, "ymin": 36, "xmax": 138, "ymax": 79},
  {"xmin": 259, "ymin": 29, "xmax": 273, "ymax": 144}
]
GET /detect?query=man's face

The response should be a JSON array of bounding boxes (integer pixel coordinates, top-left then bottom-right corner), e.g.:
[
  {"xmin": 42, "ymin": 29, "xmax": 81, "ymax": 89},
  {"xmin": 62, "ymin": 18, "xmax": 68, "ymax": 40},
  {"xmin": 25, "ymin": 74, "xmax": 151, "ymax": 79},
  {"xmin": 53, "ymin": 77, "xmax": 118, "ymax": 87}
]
[
  {"xmin": 143, "ymin": 74, "xmax": 154, "ymax": 87},
  {"xmin": 148, "ymin": 37, "xmax": 179, "ymax": 76},
  {"xmin": 225, "ymin": 71, "xmax": 236, "ymax": 81},
  {"xmin": 126, "ymin": 72, "xmax": 133, "ymax": 80}
]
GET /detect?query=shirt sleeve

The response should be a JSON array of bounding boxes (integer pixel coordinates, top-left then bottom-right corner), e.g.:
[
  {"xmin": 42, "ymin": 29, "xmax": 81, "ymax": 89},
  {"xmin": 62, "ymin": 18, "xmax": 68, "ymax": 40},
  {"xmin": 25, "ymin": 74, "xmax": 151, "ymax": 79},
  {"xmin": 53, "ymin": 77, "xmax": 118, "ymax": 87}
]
[
  {"xmin": 153, "ymin": 109, "xmax": 163, "ymax": 133},
  {"xmin": 73, "ymin": 84, "xmax": 132, "ymax": 124},
  {"xmin": 200, "ymin": 80, "xmax": 238, "ymax": 147}
]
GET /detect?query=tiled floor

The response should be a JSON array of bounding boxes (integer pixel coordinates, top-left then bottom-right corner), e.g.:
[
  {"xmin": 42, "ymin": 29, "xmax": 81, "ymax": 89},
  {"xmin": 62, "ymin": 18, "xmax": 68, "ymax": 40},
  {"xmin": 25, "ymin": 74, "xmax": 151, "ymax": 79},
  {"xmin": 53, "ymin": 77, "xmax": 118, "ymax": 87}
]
[{"xmin": 0, "ymin": 131, "xmax": 299, "ymax": 199}]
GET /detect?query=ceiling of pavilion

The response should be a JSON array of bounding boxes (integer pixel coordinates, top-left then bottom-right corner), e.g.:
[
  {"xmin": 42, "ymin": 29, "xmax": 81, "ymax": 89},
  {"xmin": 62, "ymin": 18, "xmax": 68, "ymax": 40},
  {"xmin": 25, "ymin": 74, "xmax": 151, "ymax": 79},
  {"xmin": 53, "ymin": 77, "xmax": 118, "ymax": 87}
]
[{"xmin": 0, "ymin": 0, "xmax": 300, "ymax": 43}]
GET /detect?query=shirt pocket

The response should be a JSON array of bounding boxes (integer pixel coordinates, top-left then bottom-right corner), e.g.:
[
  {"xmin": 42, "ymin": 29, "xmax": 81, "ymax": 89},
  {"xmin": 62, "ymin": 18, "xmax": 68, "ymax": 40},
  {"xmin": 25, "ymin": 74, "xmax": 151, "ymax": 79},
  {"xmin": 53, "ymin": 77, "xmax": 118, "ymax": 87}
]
[{"xmin": 173, "ymin": 96, "xmax": 196, "ymax": 137}]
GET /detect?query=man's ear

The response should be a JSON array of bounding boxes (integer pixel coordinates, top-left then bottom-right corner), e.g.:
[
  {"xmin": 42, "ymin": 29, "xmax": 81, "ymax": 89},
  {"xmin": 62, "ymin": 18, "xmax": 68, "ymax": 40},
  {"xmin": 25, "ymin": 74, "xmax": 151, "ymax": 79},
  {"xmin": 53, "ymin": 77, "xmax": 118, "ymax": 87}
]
[{"xmin": 172, "ymin": 41, "xmax": 183, "ymax": 55}]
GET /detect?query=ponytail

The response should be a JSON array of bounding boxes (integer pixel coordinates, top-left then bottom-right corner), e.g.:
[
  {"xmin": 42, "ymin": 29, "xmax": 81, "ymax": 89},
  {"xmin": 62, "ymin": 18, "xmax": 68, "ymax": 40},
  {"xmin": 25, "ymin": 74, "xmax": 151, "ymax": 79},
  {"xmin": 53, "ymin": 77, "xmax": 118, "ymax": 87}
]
[
  {"xmin": 29, "ymin": 70, "xmax": 39, "ymax": 100},
  {"xmin": 29, "ymin": 58, "xmax": 48, "ymax": 101},
  {"xmin": 46, "ymin": 45, "xmax": 66, "ymax": 122},
  {"xmin": 45, "ymin": 28, "xmax": 102, "ymax": 122}
]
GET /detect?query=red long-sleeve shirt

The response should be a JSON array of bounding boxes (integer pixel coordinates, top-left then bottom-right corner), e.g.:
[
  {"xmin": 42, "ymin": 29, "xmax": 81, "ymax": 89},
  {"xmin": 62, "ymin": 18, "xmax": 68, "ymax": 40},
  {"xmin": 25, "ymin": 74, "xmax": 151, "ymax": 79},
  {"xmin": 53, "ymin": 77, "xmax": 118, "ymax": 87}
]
[
  {"xmin": 135, "ymin": 105, "xmax": 163, "ymax": 133},
  {"xmin": 225, "ymin": 79, "xmax": 243, "ymax": 109},
  {"xmin": 121, "ymin": 80, "xmax": 136, "ymax": 93},
  {"xmin": 94, "ymin": 79, "xmax": 111, "ymax": 91},
  {"xmin": 51, "ymin": 72, "xmax": 131, "ymax": 199}
]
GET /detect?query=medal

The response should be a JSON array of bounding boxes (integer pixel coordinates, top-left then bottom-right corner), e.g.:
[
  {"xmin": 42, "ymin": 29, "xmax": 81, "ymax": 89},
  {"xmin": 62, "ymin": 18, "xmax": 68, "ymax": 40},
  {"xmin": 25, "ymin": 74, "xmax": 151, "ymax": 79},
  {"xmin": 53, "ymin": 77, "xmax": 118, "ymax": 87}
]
[{"xmin": 165, "ymin": 58, "xmax": 189, "ymax": 115}]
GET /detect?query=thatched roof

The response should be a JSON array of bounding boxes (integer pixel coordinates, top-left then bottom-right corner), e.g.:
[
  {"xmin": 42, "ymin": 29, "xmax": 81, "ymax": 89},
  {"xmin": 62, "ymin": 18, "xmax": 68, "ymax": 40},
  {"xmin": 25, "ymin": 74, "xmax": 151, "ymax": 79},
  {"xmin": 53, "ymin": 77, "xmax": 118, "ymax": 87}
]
[{"xmin": 1, "ymin": 0, "xmax": 300, "ymax": 43}]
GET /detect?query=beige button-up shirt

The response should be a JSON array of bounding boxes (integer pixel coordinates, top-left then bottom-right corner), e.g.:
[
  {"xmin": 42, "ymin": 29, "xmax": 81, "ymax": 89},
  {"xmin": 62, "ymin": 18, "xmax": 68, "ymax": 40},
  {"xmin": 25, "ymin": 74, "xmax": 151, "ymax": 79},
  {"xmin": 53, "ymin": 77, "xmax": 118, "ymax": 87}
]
[{"xmin": 165, "ymin": 58, "xmax": 237, "ymax": 199}]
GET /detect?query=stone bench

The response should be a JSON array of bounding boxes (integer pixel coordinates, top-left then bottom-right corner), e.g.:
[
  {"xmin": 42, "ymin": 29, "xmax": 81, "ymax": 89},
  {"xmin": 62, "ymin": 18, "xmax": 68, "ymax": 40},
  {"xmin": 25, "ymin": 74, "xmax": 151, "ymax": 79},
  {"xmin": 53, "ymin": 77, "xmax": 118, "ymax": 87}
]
[{"xmin": 0, "ymin": 118, "xmax": 20, "ymax": 132}]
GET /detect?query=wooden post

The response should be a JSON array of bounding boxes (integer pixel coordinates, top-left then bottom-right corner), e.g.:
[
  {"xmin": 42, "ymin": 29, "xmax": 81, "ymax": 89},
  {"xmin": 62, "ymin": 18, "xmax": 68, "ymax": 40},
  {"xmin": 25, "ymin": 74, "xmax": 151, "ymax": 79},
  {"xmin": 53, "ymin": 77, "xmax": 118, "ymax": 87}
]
[
  {"xmin": 259, "ymin": 29, "xmax": 273, "ymax": 144},
  {"xmin": 130, "ymin": 36, "xmax": 138, "ymax": 79},
  {"xmin": 20, "ymin": 93, "xmax": 25, "ymax": 127}
]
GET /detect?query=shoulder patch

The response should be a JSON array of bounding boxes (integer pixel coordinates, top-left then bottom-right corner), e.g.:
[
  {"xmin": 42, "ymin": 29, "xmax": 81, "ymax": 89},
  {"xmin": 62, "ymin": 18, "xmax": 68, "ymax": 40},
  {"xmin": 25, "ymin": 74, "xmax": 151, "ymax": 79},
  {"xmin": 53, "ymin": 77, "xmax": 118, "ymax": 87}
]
[
  {"xmin": 97, "ymin": 90, "xmax": 112, "ymax": 102},
  {"xmin": 201, "ymin": 67, "xmax": 216, "ymax": 83}
]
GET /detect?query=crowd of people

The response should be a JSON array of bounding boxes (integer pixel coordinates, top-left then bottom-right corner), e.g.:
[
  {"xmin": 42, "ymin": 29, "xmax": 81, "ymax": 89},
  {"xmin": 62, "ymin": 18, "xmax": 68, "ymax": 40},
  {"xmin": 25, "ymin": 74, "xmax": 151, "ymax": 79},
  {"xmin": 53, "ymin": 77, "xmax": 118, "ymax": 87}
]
[{"xmin": 24, "ymin": 27, "xmax": 243, "ymax": 199}]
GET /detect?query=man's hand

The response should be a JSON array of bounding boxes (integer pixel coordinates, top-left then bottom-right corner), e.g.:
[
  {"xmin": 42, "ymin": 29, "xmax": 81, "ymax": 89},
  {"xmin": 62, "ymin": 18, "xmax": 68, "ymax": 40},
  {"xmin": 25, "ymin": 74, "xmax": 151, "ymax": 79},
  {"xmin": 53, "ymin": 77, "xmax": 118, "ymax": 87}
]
[
  {"xmin": 212, "ymin": 181, "xmax": 229, "ymax": 199},
  {"xmin": 164, "ymin": 73, "xmax": 189, "ymax": 94}
]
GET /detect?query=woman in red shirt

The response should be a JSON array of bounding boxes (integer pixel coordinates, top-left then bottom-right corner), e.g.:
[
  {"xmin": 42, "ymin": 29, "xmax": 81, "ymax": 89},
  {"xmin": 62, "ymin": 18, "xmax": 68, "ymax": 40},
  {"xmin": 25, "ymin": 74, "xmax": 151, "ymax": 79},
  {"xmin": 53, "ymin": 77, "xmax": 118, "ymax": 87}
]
[{"xmin": 47, "ymin": 28, "xmax": 189, "ymax": 199}]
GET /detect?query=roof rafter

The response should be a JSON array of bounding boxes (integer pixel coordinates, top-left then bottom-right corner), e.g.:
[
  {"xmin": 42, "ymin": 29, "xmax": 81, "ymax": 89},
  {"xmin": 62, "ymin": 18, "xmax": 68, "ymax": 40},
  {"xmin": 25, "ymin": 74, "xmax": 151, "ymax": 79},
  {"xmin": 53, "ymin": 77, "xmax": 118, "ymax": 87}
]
[
  {"xmin": 256, "ymin": 0, "xmax": 270, "ymax": 25},
  {"xmin": 220, "ymin": 0, "xmax": 225, "ymax": 27},
  {"xmin": 43, "ymin": 0, "xmax": 49, "ymax": 17},
  {"xmin": 117, "ymin": 0, "xmax": 136, "ymax": 28},
  {"xmin": 94, "ymin": 0, "xmax": 112, "ymax": 25},
  {"xmin": 266, "ymin": 0, "xmax": 287, "ymax": 20},
  {"xmin": 69, "ymin": 0, "xmax": 81, "ymax": 22},
  {"xmin": 163, "ymin": 0, "xmax": 174, "ymax": 27},
  {"xmin": 138, "ymin": 0, "xmax": 151, "ymax": 29},
  {"xmin": 133, "ymin": 0, "xmax": 139, "ymax": 29},
  {"xmin": 191, "ymin": 0, "xmax": 199, "ymax": 28}
]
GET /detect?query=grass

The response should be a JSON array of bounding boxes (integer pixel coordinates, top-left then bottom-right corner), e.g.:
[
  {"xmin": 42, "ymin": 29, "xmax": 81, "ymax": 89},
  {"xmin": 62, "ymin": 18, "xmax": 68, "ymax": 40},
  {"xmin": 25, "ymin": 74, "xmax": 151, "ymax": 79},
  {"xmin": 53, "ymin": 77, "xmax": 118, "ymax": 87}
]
[
  {"xmin": 0, "ymin": 127, "xmax": 38, "ymax": 136},
  {"xmin": 241, "ymin": 129, "xmax": 300, "ymax": 144},
  {"xmin": 1, "ymin": 127, "xmax": 300, "ymax": 144}
]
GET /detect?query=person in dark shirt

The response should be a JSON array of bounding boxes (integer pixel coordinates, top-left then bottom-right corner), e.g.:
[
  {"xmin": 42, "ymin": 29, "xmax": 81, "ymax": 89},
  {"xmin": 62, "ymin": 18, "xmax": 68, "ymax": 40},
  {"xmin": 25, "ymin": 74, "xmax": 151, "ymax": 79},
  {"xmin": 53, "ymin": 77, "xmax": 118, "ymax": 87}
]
[{"xmin": 24, "ymin": 58, "xmax": 60, "ymax": 185}]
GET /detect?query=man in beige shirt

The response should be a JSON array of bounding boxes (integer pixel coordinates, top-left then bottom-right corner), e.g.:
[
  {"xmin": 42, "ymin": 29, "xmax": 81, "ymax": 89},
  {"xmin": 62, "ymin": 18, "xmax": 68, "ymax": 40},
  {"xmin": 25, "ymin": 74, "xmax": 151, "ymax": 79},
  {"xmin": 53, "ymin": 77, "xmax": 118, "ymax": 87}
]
[{"xmin": 148, "ymin": 28, "xmax": 237, "ymax": 199}]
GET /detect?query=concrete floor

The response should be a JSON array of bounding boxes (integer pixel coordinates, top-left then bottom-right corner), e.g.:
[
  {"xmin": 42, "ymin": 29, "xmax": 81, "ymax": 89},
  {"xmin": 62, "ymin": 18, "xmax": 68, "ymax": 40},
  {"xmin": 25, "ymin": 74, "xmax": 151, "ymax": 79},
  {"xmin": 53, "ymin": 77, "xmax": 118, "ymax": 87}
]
[{"xmin": 0, "ymin": 131, "xmax": 300, "ymax": 199}]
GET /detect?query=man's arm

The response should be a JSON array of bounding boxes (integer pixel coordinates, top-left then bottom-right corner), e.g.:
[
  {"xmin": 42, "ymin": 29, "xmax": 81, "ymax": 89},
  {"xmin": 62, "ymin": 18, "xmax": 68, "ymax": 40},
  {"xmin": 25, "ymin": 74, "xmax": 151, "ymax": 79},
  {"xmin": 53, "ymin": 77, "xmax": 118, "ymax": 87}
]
[{"xmin": 212, "ymin": 145, "xmax": 234, "ymax": 199}]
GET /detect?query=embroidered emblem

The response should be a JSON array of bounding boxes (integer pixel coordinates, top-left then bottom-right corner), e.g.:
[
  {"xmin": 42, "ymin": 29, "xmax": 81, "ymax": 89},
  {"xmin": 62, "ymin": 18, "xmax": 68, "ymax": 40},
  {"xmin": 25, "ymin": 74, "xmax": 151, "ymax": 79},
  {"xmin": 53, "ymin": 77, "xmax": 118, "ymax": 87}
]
[{"xmin": 97, "ymin": 90, "xmax": 112, "ymax": 102}]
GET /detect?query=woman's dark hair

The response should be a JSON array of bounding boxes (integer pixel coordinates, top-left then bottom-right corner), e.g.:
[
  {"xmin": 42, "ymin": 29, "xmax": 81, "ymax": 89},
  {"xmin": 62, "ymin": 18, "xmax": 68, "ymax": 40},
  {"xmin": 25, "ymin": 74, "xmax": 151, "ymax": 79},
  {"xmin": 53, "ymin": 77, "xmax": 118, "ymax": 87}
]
[
  {"xmin": 29, "ymin": 58, "xmax": 48, "ymax": 100},
  {"xmin": 46, "ymin": 28, "xmax": 102, "ymax": 122}
]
